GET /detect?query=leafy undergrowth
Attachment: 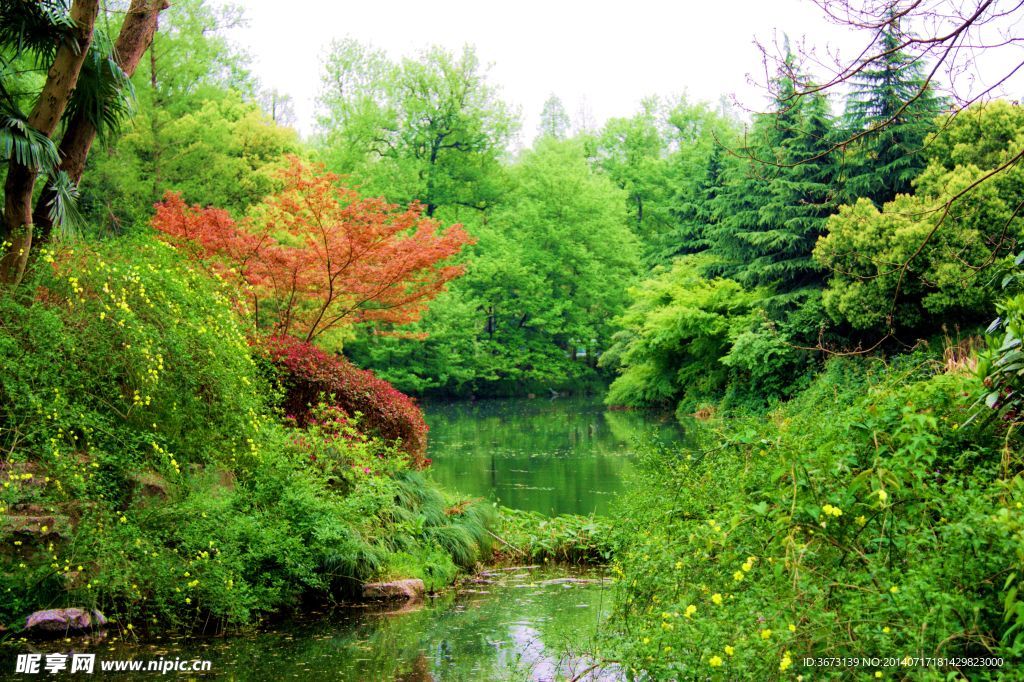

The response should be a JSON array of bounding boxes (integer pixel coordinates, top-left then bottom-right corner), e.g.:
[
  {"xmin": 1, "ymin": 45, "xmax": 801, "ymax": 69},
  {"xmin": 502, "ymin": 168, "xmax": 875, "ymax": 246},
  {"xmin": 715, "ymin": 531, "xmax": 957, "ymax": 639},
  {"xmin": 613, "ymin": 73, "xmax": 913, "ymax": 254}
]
[
  {"xmin": 606, "ymin": 355, "xmax": 1024, "ymax": 679},
  {"xmin": 0, "ymin": 238, "xmax": 490, "ymax": 634},
  {"xmin": 492, "ymin": 507, "xmax": 614, "ymax": 565}
]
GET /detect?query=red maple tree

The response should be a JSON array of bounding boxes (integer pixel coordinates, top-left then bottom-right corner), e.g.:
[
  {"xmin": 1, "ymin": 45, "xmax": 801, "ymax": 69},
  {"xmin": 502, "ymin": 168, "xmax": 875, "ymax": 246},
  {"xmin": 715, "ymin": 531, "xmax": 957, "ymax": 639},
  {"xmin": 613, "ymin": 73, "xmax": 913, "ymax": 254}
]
[{"xmin": 152, "ymin": 156, "xmax": 472, "ymax": 342}]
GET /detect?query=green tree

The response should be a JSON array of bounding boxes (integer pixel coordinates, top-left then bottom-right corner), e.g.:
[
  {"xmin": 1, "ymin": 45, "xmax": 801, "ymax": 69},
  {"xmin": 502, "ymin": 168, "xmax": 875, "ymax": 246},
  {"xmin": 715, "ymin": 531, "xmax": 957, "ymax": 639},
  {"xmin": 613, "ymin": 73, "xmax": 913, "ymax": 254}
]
[
  {"xmin": 317, "ymin": 41, "xmax": 517, "ymax": 218},
  {"xmin": 708, "ymin": 54, "xmax": 843, "ymax": 304},
  {"xmin": 654, "ymin": 97, "xmax": 740, "ymax": 263},
  {"xmin": 349, "ymin": 138, "xmax": 640, "ymax": 395},
  {"xmin": 842, "ymin": 18, "xmax": 944, "ymax": 206},
  {"xmin": 77, "ymin": 0, "xmax": 262, "ymax": 230},
  {"xmin": 816, "ymin": 100, "xmax": 1024, "ymax": 333},
  {"xmin": 537, "ymin": 94, "xmax": 571, "ymax": 141},
  {"xmin": 601, "ymin": 255, "xmax": 755, "ymax": 409},
  {"xmin": 595, "ymin": 99, "xmax": 672, "ymax": 253}
]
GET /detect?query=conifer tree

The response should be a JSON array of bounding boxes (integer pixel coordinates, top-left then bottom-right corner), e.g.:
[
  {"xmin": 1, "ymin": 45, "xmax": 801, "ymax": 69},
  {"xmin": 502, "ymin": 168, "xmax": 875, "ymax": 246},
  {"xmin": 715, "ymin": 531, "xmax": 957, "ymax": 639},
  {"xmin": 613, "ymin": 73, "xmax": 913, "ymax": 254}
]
[
  {"xmin": 843, "ymin": 18, "xmax": 944, "ymax": 205},
  {"xmin": 707, "ymin": 52, "xmax": 842, "ymax": 302}
]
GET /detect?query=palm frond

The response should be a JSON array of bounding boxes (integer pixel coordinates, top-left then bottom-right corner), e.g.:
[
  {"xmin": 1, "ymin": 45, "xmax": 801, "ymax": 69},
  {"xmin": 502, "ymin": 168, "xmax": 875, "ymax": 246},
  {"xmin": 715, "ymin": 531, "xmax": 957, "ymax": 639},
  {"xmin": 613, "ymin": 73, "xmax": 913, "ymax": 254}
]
[
  {"xmin": 45, "ymin": 170, "xmax": 85, "ymax": 238},
  {"xmin": 63, "ymin": 28, "xmax": 135, "ymax": 140},
  {"xmin": 0, "ymin": 115, "xmax": 59, "ymax": 170},
  {"xmin": 0, "ymin": 0, "xmax": 76, "ymax": 62}
]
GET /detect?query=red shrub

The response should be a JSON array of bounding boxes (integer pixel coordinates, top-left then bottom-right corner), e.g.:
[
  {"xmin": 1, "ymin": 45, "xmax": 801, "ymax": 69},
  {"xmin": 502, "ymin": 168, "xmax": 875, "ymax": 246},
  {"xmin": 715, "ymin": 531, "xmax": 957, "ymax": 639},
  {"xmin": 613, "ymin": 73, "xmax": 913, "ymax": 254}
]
[{"xmin": 265, "ymin": 335, "xmax": 428, "ymax": 465}]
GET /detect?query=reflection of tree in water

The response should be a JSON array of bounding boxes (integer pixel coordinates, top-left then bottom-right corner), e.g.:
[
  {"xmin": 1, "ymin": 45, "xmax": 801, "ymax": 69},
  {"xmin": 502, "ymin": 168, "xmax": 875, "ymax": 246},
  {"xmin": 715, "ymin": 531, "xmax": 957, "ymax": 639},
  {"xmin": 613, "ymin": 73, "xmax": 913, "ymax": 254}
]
[
  {"xmin": 80, "ymin": 569, "xmax": 617, "ymax": 681},
  {"xmin": 423, "ymin": 397, "xmax": 684, "ymax": 515}
]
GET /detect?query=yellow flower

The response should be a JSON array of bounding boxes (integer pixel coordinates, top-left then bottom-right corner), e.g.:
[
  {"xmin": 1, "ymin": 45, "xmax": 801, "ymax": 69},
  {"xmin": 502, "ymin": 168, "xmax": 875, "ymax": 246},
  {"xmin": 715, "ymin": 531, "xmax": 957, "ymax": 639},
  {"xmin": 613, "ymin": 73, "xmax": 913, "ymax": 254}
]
[
  {"xmin": 733, "ymin": 570, "xmax": 744, "ymax": 582},
  {"xmin": 126, "ymin": 624, "xmax": 133, "ymax": 631},
  {"xmin": 663, "ymin": 646, "xmax": 672, "ymax": 653},
  {"xmin": 761, "ymin": 629, "xmax": 772, "ymax": 639},
  {"xmin": 711, "ymin": 593, "xmax": 723, "ymax": 605},
  {"xmin": 780, "ymin": 651, "xmax": 793, "ymax": 671},
  {"xmin": 788, "ymin": 623, "xmax": 796, "ymax": 632},
  {"xmin": 856, "ymin": 515, "xmax": 867, "ymax": 526},
  {"xmin": 875, "ymin": 673, "xmax": 883, "ymax": 679},
  {"xmin": 889, "ymin": 585, "xmax": 899, "ymax": 594},
  {"xmin": 184, "ymin": 597, "xmax": 192, "ymax": 604},
  {"xmin": 882, "ymin": 626, "xmax": 891, "ymax": 633},
  {"xmin": 877, "ymin": 489, "xmax": 888, "ymax": 503},
  {"xmin": 642, "ymin": 637, "xmax": 650, "ymax": 645},
  {"xmin": 724, "ymin": 645, "xmax": 735, "ymax": 656},
  {"xmin": 684, "ymin": 604, "xmax": 697, "ymax": 618},
  {"xmin": 742, "ymin": 561, "xmax": 753, "ymax": 572},
  {"xmin": 709, "ymin": 655, "xmax": 723, "ymax": 667}
]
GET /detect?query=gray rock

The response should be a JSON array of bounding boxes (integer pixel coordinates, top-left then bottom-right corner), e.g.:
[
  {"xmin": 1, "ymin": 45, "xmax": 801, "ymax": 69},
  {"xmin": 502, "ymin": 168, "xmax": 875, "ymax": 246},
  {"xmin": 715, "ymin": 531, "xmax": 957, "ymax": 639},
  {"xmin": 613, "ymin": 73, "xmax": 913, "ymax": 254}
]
[
  {"xmin": 361, "ymin": 578, "xmax": 425, "ymax": 601},
  {"xmin": 24, "ymin": 608, "xmax": 107, "ymax": 635}
]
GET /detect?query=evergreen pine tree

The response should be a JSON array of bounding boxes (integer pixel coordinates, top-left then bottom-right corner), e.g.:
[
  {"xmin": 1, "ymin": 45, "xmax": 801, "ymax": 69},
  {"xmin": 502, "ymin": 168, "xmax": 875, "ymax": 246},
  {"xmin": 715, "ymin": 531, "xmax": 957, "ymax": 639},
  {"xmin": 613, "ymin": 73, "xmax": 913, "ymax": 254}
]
[
  {"xmin": 843, "ymin": 17, "xmax": 945, "ymax": 205},
  {"xmin": 753, "ymin": 90, "xmax": 843, "ymax": 297}
]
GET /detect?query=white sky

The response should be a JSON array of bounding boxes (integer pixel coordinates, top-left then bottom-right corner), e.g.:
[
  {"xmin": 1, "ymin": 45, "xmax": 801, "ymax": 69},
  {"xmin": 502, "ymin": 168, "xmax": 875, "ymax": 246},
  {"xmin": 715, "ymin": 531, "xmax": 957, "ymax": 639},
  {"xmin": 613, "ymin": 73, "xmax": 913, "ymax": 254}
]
[{"xmin": 220, "ymin": 0, "xmax": 1023, "ymax": 140}]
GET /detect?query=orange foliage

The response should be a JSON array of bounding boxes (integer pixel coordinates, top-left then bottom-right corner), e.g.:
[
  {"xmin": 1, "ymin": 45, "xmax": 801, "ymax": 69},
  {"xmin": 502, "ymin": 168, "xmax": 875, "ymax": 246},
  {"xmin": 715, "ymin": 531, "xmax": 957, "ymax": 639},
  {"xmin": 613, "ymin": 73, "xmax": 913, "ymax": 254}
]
[{"xmin": 152, "ymin": 156, "xmax": 472, "ymax": 341}]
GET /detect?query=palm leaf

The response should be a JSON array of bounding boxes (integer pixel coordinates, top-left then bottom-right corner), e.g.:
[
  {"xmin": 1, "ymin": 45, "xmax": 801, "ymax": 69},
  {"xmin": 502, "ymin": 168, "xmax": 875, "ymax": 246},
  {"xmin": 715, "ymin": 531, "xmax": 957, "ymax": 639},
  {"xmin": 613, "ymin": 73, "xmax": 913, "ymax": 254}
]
[
  {"xmin": 0, "ymin": 0, "xmax": 76, "ymax": 61},
  {"xmin": 0, "ymin": 115, "xmax": 60, "ymax": 171},
  {"xmin": 63, "ymin": 28, "xmax": 135, "ymax": 140},
  {"xmin": 45, "ymin": 170, "xmax": 85, "ymax": 238}
]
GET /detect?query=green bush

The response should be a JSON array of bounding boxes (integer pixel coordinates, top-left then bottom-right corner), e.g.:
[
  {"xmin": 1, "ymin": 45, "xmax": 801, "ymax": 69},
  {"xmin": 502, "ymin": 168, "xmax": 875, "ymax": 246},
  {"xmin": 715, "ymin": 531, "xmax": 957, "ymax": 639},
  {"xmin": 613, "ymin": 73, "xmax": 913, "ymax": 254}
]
[{"xmin": 607, "ymin": 354, "xmax": 1021, "ymax": 679}]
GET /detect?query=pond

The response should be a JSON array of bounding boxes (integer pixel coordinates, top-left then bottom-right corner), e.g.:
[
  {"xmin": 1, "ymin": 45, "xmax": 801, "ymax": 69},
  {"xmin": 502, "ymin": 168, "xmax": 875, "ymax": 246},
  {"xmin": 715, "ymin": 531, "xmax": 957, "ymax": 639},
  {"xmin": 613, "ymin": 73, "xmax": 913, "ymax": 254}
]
[
  {"xmin": 43, "ymin": 567, "xmax": 619, "ymax": 681},
  {"xmin": 6, "ymin": 398, "xmax": 682, "ymax": 680},
  {"xmin": 424, "ymin": 396, "xmax": 684, "ymax": 516}
]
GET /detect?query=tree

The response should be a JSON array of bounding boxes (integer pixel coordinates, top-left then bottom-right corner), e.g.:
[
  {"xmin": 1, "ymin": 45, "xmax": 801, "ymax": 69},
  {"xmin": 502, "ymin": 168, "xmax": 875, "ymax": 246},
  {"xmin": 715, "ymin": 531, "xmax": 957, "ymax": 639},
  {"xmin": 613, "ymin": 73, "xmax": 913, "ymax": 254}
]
[
  {"xmin": 815, "ymin": 101, "xmax": 1024, "ymax": 333},
  {"xmin": 601, "ymin": 255, "xmax": 756, "ymax": 408},
  {"xmin": 317, "ymin": 41, "xmax": 517, "ymax": 218},
  {"xmin": 595, "ymin": 99, "xmax": 673, "ymax": 251},
  {"xmin": 152, "ymin": 156, "xmax": 473, "ymax": 343},
  {"xmin": 708, "ymin": 53, "xmax": 843, "ymax": 302},
  {"xmin": 349, "ymin": 138, "xmax": 640, "ymax": 395},
  {"xmin": 31, "ymin": 0, "xmax": 168, "ymax": 241},
  {"xmin": 842, "ymin": 17, "xmax": 944, "ymax": 206},
  {"xmin": 76, "ymin": 0, "xmax": 256, "ymax": 231},
  {"xmin": 1, "ymin": 0, "xmax": 101, "ymax": 284},
  {"xmin": 653, "ymin": 97, "xmax": 741, "ymax": 263},
  {"xmin": 537, "ymin": 94, "xmax": 570, "ymax": 141}
]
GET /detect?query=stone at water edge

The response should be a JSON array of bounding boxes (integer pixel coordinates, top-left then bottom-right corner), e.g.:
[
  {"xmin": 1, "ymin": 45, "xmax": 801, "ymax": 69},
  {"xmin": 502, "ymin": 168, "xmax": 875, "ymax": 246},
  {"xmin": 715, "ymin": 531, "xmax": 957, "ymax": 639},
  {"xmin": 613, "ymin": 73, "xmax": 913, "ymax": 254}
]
[
  {"xmin": 361, "ymin": 579, "xmax": 425, "ymax": 601},
  {"xmin": 24, "ymin": 608, "xmax": 108, "ymax": 635}
]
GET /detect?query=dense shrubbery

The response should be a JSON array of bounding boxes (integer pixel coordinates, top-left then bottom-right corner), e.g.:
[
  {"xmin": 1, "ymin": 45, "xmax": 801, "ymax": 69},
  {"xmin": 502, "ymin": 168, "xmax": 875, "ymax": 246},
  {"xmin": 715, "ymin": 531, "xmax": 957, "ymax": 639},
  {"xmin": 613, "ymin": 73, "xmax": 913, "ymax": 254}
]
[
  {"xmin": 607, "ymin": 354, "xmax": 1022, "ymax": 678},
  {"xmin": 602, "ymin": 255, "xmax": 813, "ymax": 411},
  {"xmin": 265, "ymin": 334, "xmax": 429, "ymax": 464},
  {"xmin": 0, "ymin": 238, "xmax": 490, "ymax": 631}
]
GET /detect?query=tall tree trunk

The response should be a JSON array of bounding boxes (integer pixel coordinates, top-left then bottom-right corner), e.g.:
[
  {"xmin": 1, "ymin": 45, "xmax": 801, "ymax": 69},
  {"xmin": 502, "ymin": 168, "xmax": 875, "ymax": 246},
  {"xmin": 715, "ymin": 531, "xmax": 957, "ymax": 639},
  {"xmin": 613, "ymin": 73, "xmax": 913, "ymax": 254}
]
[
  {"xmin": 33, "ymin": 0, "xmax": 169, "ymax": 241},
  {"xmin": 1, "ymin": 0, "xmax": 100, "ymax": 285}
]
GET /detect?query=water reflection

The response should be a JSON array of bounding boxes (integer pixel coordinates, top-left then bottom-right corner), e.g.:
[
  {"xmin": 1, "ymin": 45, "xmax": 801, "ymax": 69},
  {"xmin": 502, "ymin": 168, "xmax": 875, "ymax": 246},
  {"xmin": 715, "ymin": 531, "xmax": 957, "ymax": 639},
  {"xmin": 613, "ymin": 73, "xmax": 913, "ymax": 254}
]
[
  {"xmin": 424, "ymin": 397, "xmax": 683, "ymax": 516},
  {"xmin": 5, "ymin": 567, "xmax": 620, "ymax": 681}
]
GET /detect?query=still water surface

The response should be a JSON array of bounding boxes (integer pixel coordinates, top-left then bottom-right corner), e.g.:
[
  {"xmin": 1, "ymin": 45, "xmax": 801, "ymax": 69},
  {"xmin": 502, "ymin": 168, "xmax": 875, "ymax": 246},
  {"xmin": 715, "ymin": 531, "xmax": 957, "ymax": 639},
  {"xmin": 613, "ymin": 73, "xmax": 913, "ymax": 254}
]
[
  {"xmin": 7, "ymin": 399, "xmax": 681, "ymax": 680},
  {"xmin": 425, "ymin": 397, "xmax": 683, "ymax": 516}
]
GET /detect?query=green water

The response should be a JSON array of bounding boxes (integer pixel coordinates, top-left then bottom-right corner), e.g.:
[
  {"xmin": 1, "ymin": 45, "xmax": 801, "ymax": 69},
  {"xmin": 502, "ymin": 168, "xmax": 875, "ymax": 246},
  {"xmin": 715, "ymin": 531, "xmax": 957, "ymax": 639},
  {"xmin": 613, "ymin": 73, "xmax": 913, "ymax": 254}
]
[
  {"xmin": 6, "ymin": 399, "xmax": 680, "ymax": 680},
  {"xmin": 424, "ymin": 397, "xmax": 683, "ymax": 516}
]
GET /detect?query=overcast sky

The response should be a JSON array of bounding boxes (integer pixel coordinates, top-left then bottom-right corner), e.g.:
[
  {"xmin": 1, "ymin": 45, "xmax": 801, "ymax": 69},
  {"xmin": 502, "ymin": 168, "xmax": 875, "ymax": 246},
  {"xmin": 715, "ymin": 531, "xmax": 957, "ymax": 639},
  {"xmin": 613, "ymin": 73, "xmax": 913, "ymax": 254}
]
[{"xmin": 219, "ymin": 0, "xmax": 1021, "ymax": 141}]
